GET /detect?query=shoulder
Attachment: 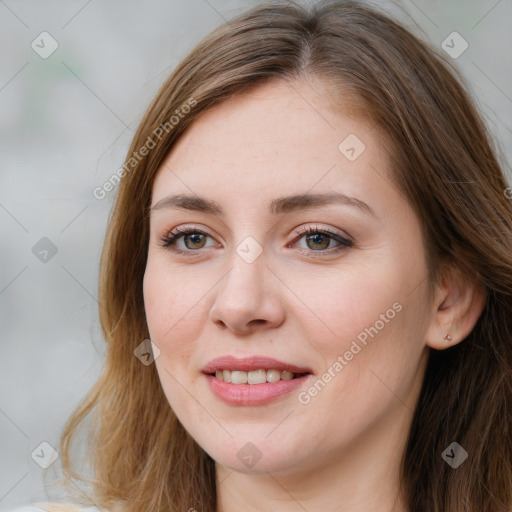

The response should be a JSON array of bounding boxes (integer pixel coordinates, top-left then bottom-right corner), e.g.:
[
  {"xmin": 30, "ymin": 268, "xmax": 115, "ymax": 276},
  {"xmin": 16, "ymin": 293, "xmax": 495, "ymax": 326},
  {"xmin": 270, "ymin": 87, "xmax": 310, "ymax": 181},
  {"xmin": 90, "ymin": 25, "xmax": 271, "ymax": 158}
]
[{"xmin": 4, "ymin": 502, "xmax": 101, "ymax": 512}]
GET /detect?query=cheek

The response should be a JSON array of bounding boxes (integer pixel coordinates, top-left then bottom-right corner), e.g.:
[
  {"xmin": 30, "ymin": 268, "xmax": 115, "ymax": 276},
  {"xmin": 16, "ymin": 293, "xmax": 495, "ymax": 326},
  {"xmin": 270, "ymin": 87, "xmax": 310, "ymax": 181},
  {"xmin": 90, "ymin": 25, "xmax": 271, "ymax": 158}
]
[
  {"xmin": 293, "ymin": 258, "xmax": 402, "ymax": 346},
  {"xmin": 143, "ymin": 263, "xmax": 171, "ymax": 337},
  {"xmin": 295, "ymin": 256, "xmax": 426, "ymax": 406},
  {"xmin": 143, "ymin": 260, "xmax": 197, "ymax": 358},
  {"xmin": 143, "ymin": 263, "xmax": 200, "ymax": 414}
]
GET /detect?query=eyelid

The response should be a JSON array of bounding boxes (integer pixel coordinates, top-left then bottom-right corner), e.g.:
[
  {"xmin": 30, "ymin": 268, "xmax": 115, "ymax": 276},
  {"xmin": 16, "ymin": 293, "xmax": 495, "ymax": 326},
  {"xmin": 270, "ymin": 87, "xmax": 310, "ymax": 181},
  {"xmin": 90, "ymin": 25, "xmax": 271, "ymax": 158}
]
[{"xmin": 292, "ymin": 224, "xmax": 352, "ymax": 242}]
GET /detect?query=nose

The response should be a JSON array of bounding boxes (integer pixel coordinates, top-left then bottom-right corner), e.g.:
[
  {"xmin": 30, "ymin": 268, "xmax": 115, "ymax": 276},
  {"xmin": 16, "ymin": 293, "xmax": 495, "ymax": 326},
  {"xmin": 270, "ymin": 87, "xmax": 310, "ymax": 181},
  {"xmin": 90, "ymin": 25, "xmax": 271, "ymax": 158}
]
[{"xmin": 208, "ymin": 251, "xmax": 285, "ymax": 335}]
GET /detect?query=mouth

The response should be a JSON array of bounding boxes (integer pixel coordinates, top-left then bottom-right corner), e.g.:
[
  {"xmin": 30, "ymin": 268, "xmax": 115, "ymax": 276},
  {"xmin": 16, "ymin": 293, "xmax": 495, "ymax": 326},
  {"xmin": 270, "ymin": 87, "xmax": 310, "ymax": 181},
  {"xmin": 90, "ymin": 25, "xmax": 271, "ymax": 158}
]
[
  {"xmin": 206, "ymin": 368, "xmax": 311, "ymax": 384},
  {"xmin": 201, "ymin": 355, "xmax": 313, "ymax": 405},
  {"xmin": 201, "ymin": 355, "xmax": 314, "ymax": 385}
]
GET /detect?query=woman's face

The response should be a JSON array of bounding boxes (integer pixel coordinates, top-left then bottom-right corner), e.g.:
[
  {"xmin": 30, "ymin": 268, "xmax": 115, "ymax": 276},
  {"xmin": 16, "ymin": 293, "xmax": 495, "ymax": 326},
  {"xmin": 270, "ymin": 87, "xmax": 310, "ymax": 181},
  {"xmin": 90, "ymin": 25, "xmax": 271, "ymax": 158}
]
[{"xmin": 143, "ymin": 77, "xmax": 433, "ymax": 477}]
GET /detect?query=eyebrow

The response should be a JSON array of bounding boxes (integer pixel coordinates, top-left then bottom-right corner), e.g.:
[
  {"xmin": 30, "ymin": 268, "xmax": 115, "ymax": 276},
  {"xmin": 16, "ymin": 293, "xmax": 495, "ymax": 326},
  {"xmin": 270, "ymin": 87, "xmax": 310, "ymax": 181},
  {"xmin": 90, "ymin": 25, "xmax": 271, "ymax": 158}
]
[{"xmin": 150, "ymin": 192, "xmax": 377, "ymax": 218}]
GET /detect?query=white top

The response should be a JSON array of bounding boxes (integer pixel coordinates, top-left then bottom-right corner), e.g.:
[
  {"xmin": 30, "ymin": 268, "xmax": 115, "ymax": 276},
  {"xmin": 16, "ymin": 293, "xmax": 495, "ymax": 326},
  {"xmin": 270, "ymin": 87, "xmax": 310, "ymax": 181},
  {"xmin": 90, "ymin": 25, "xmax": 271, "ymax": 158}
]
[{"xmin": 4, "ymin": 503, "xmax": 101, "ymax": 512}]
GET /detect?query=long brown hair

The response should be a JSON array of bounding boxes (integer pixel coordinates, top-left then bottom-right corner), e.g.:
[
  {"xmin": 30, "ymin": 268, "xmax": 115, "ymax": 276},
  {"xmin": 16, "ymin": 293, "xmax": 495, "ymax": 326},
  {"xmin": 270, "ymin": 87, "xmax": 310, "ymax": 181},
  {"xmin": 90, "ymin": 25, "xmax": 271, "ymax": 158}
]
[{"xmin": 53, "ymin": 1, "xmax": 512, "ymax": 511}]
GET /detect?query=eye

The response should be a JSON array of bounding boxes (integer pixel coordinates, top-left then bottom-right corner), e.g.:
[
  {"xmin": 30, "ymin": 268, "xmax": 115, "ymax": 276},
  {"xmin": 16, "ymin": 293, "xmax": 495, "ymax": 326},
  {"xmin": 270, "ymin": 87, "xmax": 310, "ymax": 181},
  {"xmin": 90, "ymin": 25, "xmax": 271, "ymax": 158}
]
[
  {"xmin": 159, "ymin": 224, "xmax": 353, "ymax": 256},
  {"xmin": 290, "ymin": 224, "xmax": 353, "ymax": 255},
  {"xmin": 159, "ymin": 226, "xmax": 218, "ymax": 255}
]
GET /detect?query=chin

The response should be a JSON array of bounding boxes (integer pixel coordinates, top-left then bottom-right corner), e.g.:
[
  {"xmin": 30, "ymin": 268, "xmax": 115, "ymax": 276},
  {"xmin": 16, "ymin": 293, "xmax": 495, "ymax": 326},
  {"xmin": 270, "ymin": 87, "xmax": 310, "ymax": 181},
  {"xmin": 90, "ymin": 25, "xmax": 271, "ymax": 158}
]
[
  {"xmin": 197, "ymin": 433, "xmax": 306, "ymax": 475},
  {"xmin": 215, "ymin": 452, "xmax": 298, "ymax": 475}
]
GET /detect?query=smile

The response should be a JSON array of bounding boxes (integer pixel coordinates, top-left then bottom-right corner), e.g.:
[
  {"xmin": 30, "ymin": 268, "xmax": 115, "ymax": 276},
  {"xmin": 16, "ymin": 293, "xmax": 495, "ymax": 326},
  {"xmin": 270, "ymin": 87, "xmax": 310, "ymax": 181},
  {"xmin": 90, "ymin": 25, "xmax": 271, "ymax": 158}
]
[{"xmin": 211, "ymin": 368, "xmax": 307, "ymax": 384}]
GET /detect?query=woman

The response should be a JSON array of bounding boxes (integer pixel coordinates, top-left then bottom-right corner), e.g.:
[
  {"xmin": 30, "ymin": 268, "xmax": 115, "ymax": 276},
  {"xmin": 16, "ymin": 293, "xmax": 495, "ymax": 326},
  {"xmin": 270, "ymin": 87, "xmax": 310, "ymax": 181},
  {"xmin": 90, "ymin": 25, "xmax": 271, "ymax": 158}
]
[{"xmin": 11, "ymin": 0, "xmax": 512, "ymax": 511}]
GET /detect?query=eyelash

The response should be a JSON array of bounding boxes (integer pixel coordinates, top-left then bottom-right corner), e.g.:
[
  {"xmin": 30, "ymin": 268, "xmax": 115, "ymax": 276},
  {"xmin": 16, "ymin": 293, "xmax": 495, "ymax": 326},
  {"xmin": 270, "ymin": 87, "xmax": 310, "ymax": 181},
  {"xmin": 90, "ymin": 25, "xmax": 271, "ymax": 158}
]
[{"xmin": 158, "ymin": 225, "xmax": 353, "ymax": 257}]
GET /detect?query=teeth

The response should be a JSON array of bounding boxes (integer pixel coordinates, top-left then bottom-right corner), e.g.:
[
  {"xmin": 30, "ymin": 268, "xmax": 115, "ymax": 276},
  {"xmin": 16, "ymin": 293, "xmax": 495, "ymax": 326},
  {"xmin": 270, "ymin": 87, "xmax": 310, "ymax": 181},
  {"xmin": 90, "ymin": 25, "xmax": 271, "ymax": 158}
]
[
  {"xmin": 231, "ymin": 370, "xmax": 248, "ymax": 384},
  {"xmin": 248, "ymin": 369, "xmax": 266, "ymax": 384},
  {"xmin": 266, "ymin": 369, "xmax": 281, "ymax": 382},
  {"xmin": 213, "ymin": 368, "xmax": 300, "ymax": 384}
]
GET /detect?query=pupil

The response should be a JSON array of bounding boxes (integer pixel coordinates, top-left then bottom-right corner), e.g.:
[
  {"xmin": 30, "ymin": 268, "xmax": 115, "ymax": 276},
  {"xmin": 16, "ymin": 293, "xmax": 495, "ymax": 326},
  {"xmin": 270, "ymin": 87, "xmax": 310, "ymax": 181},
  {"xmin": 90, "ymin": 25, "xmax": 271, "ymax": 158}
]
[
  {"xmin": 307, "ymin": 233, "xmax": 328, "ymax": 250},
  {"xmin": 187, "ymin": 234, "xmax": 205, "ymax": 248}
]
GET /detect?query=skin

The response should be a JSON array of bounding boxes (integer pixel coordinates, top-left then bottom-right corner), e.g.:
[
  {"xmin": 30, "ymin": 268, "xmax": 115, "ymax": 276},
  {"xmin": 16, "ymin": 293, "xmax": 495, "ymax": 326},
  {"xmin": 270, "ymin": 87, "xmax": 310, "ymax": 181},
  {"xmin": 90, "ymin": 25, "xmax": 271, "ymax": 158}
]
[{"xmin": 143, "ymin": 76, "xmax": 486, "ymax": 512}]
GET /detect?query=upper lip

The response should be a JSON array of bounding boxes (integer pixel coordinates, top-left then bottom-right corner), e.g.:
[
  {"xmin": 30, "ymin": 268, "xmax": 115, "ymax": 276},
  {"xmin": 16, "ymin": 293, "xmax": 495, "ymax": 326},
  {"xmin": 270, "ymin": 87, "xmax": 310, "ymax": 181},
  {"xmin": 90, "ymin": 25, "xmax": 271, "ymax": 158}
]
[{"xmin": 202, "ymin": 356, "xmax": 313, "ymax": 375}]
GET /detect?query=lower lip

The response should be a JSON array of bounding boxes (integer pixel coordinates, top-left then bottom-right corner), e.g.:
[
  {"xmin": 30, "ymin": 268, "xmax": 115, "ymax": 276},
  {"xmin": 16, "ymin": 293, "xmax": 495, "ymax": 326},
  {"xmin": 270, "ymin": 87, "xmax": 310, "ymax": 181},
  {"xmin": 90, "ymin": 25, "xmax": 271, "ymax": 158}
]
[{"xmin": 204, "ymin": 373, "xmax": 311, "ymax": 406}]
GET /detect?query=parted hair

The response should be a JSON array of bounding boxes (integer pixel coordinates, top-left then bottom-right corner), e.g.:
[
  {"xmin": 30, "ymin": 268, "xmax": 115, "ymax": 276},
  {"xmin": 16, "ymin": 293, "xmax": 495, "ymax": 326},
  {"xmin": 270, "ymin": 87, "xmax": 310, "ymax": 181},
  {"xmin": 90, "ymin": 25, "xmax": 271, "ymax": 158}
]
[{"xmin": 54, "ymin": 1, "xmax": 512, "ymax": 511}]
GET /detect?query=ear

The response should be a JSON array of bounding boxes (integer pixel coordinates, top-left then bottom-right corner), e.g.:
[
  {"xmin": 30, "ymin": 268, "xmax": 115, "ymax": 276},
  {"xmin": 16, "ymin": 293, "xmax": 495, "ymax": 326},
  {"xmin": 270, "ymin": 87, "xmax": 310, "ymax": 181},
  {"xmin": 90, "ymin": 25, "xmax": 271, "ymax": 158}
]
[{"xmin": 425, "ymin": 263, "xmax": 487, "ymax": 350}]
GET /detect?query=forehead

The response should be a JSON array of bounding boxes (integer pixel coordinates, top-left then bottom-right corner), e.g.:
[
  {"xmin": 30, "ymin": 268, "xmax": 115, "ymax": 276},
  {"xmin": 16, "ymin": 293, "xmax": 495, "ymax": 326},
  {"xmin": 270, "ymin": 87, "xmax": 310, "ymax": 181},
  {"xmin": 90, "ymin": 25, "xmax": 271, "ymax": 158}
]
[{"xmin": 151, "ymin": 78, "xmax": 392, "ymax": 211}]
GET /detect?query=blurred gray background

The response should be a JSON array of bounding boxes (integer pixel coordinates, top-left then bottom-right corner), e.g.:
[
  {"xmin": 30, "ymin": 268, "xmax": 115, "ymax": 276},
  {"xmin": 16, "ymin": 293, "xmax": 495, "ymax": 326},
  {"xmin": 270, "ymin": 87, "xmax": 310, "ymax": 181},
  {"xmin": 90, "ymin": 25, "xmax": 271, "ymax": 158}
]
[{"xmin": 1, "ymin": 0, "xmax": 511, "ymax": 509}]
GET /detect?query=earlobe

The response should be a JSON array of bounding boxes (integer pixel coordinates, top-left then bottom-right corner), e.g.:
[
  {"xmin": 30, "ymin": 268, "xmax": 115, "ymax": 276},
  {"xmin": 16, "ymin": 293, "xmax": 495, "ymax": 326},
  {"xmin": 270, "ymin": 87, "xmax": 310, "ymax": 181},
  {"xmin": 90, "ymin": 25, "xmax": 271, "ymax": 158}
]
[{"xmin": 425, "ymin": 265, "xmax": 487, "ymax": 351}]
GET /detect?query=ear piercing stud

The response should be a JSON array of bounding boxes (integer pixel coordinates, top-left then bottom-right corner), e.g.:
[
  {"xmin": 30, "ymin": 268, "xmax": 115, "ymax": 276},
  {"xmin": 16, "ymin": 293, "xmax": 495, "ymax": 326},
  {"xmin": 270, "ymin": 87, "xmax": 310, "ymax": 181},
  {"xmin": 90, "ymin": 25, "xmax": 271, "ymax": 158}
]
[{"xmin": 444, "ymin": 334, "xmax": 452, "ymax": 342}]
